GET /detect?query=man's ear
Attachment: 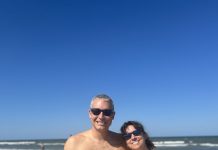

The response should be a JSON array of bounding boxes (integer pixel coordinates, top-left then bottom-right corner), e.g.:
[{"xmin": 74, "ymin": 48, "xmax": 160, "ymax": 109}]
[
  {"xmin": 88, "ymin": 109, "xmax": 92, "ymax": 119},
  {"xmin": 112, "ymin": 111, "xmax": 115, "ymax": 120}
]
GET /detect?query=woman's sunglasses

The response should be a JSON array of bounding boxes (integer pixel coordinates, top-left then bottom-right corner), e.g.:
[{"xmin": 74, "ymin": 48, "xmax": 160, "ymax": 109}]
[
  {"xmin": 90, "ymin": 108, "xmax": 113, "ymax": 116},
  {"xmin": 123, "ymin": 129, "xmax": 141, "ymax": 140}
]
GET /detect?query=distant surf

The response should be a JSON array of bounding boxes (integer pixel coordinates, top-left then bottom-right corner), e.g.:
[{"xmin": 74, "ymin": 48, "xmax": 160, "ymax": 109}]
[
  {"xmin": 152, "ymin": 136, "xmax": 218, "ymax": 150},
  {"xmin": 0, "ymin": 136, "xmax": 218, "ymax": 150}
]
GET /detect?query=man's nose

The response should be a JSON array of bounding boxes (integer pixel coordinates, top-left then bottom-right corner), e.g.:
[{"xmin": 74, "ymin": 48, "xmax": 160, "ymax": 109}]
[{"xmin": 98, "ymin": 112, "xmax": 104, "ymax": 118}]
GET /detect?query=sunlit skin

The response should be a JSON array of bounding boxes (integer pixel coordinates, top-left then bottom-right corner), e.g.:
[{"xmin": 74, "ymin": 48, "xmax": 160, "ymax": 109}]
[
  {"xmin": 64, "ymin": 97, "xmax": 127, "ymax": 150},
  {"xmin": 89, "ymin": 98, "xmax": 115, "ymax": 132},
  {"xmin": 125, "ymin": 125, "xmax": 148, "ymax": 150}
]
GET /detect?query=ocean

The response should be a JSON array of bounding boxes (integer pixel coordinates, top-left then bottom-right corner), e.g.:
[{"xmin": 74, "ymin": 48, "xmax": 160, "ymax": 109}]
[
  {"xmin": 153, "ymin": 136, "xmax": 218, "ymax": 150},
  {"xmin": 0, "ymin": 136, "xmax": 218, "ymax": 150}
]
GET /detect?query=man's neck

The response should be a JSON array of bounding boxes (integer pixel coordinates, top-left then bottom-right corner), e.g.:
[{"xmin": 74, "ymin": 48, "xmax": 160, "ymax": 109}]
[{"xmin": 90, "ymin": 128, "xmax": 111, "ymax": 141}]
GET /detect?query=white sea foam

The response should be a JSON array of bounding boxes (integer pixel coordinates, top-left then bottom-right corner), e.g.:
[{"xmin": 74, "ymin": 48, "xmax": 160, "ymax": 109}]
[
  {"xmin": 200, "ymin": 143, "xmax": 218, "ymax": 147},
  {"xmin": 154, "ymin": 140, "xmax": 218, "ymax": 147},
  {"xmin": 0, "ymin": 142, "xmax": 35, "ymax": 145},
  {"xmin": 43, "ymin": 142, "xmax": 64, "ymax": 146},
  {"xmin": 154, "ymin": 141, "xmax": 188, "ymax": 147}
]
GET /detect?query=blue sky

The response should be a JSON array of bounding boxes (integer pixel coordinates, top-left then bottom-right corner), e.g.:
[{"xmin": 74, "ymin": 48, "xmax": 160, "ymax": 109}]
[{"xmin": 0, "ymin": 0, "xmax": 218, "ymax": 140}]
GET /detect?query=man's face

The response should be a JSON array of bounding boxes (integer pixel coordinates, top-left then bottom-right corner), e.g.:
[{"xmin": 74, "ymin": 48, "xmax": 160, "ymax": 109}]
[{"xmin": 89, "ymin": 98, "xmax": 115, "ymax": 131}]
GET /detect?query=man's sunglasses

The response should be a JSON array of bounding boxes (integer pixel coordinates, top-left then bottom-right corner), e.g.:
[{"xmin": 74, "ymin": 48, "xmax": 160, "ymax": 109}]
[
  {"xmin": 90, "ymin": 108, "xmax": 114, "ymax": 116},
  {"xmin": 123, "ymin": 129, "xmax": 141, "ymax": 140}
]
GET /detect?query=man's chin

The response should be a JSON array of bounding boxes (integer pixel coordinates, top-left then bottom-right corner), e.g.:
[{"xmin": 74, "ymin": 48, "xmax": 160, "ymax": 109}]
[{"xmin": 95, "ymin": 125, "xmax": 108, "ymax": 131}]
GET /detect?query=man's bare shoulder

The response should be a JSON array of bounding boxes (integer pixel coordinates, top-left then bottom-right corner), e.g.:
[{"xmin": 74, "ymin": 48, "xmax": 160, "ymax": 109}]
[
  {"xmin": 64, "ymin": 131, "xmax": 89, "ymax": 150},
  {"xmin": 109, "ymin": 130, "xmax": 124, "ymax": 140},
  {"xmin": 108, "ymin": 131, "xmax": 128, "ymax": 149}
]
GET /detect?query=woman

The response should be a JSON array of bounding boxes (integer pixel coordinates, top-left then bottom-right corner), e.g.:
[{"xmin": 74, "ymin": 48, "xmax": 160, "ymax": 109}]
[{"xmin": 120, "ymin": 121, "xmax": 155, "ymax": 150}]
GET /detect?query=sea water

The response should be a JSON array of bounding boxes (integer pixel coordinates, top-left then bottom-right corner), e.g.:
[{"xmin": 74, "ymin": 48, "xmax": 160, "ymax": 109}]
[
  {"xmin": 153, "ymin": 136, "xmax": 218, "ymax": 150},
  {"xmin": 0, "ymin": 139, "xmax": 64, "ymax": 150},
  {"xmin": 0, "ymin": 136, "xmax": 218, "ymax": 150}
]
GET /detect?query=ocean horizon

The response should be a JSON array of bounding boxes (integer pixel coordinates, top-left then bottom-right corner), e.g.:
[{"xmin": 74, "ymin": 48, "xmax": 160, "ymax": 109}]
[{"xmin": 1, "ymin": 135, "xmax": 218, "ymax": 150}]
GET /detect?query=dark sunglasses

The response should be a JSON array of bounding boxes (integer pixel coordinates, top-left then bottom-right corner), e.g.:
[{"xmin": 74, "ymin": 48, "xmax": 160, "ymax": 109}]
[
  {"xmin": 123, "ymin": 129, "xmax": 141, "ymax": 140},
  {"xmin": 90, "ymin": 108, "xmax": 114, "ymax": 116}
]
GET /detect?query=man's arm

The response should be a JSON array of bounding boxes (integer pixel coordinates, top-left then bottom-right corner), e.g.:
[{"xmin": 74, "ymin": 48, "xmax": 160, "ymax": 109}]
[{"xmin": 64, "ymin": 136, "xmax": 78, "ymax": 150}]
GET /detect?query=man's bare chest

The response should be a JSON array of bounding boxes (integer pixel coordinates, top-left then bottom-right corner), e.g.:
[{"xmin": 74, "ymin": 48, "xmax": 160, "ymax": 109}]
[{"xmin": 78, "ymin": 140, "xmax": 125, "ymax": 150}]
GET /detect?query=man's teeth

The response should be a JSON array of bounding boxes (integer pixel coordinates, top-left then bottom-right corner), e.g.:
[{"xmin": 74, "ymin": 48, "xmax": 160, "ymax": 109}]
[{"xmin": 97, "ymin": 121, "xmax": 105, "ymax": 125}]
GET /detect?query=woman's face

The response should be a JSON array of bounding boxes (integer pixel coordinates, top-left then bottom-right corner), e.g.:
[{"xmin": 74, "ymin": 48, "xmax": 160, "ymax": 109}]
[{"xmin": 124, "ymin": 125, "xmax": 147, "ymax": 150}]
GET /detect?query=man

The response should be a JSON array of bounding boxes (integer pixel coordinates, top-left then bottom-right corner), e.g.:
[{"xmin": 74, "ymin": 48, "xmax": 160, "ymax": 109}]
[{"xmin": 64, "ymin": 94, "xmax": 127, "ymax": 150}]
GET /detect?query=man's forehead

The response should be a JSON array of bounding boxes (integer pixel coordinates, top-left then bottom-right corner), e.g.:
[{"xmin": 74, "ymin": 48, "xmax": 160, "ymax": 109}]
[
  {"xmin": 93, "ymin": 98, "xmax": 110, "ymax": 104},
  {"xmin": 92, "ymin": 98, "xmax": 112, "ymax": 107}
]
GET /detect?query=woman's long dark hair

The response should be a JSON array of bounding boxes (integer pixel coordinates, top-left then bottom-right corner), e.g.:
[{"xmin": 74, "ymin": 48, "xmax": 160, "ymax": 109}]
[{"xmin": 120, "ymin": 121, "xmax": 155, "ymax": 150}]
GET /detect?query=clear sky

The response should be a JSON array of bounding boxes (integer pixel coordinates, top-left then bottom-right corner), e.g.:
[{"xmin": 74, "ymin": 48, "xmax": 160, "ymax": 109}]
[{"xmin": 0, "ymin": 0, "xmax": 218, "ymax": 140}]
